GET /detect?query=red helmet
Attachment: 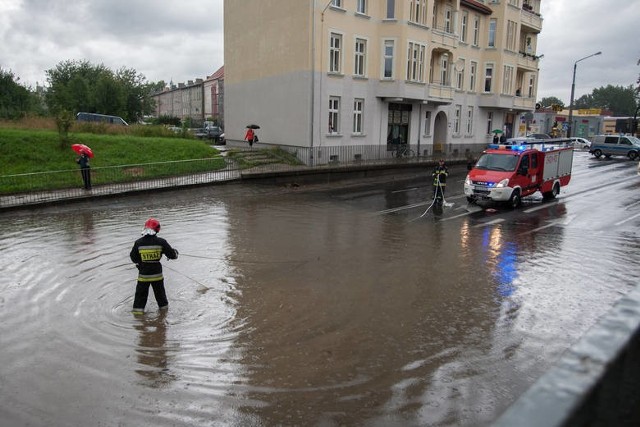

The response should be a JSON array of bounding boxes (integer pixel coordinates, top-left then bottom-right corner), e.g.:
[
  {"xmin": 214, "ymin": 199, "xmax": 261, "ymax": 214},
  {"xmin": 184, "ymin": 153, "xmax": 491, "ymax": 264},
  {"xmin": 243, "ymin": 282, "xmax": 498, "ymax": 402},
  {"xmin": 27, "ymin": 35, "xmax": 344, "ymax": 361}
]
[{"xmin": 144, "ymin": 218, "xmax": 161, "ymax": 232}]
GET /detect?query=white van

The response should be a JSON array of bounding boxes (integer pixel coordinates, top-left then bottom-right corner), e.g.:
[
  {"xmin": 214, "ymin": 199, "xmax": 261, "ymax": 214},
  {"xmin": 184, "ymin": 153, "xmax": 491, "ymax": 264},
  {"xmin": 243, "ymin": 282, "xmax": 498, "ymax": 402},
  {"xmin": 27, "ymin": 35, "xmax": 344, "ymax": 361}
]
[{"xmin": 589, "ymin": 135, "xmax": 640, "ymax": 160}]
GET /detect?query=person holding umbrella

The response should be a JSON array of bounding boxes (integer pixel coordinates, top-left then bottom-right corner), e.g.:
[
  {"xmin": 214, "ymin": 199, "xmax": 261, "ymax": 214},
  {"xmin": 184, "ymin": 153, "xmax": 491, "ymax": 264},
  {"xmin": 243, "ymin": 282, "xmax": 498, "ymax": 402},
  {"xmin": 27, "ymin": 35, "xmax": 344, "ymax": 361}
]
[
  {"xmin": 245, "ymin": 124, "xmax": 260, "ymax": 149},
  {"xmin": 72, "ymin": 144, "xmax": 93, "ymax": 190}
]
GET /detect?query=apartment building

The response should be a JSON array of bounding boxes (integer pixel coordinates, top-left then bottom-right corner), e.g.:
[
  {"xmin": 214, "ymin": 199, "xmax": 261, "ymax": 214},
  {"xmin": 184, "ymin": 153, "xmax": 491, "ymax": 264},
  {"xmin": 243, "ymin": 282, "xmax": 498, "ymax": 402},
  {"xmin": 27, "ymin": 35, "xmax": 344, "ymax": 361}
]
[
  {"xmin": 152, "ymin": 68, "xmax": 225, "ymax": 126},
  {"xmin": 224, "ymin": 0, "xmax": 542, "ymax": 162}
]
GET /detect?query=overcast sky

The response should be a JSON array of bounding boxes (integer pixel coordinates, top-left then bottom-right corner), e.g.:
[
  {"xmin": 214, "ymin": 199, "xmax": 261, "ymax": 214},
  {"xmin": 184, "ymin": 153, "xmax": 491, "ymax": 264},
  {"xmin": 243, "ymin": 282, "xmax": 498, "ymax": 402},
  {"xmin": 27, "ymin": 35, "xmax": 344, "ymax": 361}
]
[{"xmin": 1, "ymin": 0, "xmax": 639, "ymax": 104}]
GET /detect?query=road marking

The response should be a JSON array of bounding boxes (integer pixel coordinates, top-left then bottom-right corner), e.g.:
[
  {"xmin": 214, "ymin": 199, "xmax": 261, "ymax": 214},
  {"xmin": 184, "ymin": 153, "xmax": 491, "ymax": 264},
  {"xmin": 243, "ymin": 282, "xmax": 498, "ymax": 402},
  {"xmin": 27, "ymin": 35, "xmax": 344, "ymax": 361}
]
[{"xmin": 615, "ymin": 212, "xmax": 640, "ymax": 226}]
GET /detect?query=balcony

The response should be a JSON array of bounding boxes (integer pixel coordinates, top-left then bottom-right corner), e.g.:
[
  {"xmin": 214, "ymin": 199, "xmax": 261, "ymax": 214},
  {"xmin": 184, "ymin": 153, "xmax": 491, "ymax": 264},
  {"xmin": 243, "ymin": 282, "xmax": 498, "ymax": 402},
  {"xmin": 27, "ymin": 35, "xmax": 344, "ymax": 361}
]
[
  {"xmin": 478, "ymin": 93, "xmax": 517, "ymax": 109},
  {"xmin": 514, "ymin": 96, "xmax": 536, "ymax": 111},
  {"xmin": 517, "ymin": 52, "xmax": 540, "ymax": 71},
  {"xmin": 431, "ymin": 27, "xmax": 459, "ymax": 50},
  {"xmin": 520, "ymin": 9, "xmax": 542, "ymax": 33},
  {"xmin": 426, "ymin": 84, "xmax": 454, "ymax": 104}
]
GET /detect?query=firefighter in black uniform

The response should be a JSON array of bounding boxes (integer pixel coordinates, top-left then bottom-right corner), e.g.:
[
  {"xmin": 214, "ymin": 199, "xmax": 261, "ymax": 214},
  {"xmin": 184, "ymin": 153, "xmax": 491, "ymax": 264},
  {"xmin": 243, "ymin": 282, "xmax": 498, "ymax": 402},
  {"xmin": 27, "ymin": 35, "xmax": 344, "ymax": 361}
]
[
  {"xmin": 130, "ymin": 218, "xmax": 179, "ymax": 314},
  {"xmin": 432, "ymin": 159, "xmax": 449, "ymax": 204}
]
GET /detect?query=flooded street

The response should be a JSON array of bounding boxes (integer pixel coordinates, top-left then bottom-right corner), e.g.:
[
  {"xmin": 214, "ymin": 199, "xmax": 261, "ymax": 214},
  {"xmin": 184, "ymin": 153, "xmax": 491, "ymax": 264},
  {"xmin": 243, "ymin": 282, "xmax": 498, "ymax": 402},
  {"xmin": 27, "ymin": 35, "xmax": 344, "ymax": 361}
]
[{"xmin": 1, "ymin": 152, "xmax": 639, "ymax": 426}]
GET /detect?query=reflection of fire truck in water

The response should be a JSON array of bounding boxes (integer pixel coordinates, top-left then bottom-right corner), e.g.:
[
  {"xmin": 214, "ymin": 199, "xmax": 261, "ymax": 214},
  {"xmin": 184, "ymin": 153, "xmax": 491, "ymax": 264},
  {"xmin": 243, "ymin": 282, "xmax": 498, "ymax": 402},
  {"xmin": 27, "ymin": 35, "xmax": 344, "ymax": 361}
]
[{"xmin": 464, "ymin": 142, "xmax": 573, "ymax": 208}]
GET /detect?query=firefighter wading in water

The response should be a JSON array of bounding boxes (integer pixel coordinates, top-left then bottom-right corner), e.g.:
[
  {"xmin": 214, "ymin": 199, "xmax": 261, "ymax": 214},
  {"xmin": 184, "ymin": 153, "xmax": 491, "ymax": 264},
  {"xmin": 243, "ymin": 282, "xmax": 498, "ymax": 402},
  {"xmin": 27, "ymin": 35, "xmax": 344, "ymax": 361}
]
[
  {"xmin": 432, "ymin": 159, "xmax": 449, "ymax": 204},
  {"xmin": 130, "ymin": 218, "xmax": 179, "ymax": 314}
]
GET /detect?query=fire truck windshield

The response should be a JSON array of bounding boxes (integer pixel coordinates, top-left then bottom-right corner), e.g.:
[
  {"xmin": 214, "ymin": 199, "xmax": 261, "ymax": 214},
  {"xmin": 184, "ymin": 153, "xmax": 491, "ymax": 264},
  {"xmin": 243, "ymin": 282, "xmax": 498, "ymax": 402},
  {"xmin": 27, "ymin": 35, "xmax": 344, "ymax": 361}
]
[{"xmin": 475, "ymin": 153, "xmax": 519, "ymax": 171}]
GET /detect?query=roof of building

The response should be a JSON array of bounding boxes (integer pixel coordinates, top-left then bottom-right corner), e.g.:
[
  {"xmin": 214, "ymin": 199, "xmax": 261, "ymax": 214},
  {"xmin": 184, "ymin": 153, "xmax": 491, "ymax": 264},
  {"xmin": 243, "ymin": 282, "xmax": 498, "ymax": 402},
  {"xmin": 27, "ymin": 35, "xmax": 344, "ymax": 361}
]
[
  {"xmin": 207, "ymin": 66, "xmax": 224, "ymax": 81},
  {"xmin": 461, "ymin": 0, "xmax": 493, "ymax": 14}
]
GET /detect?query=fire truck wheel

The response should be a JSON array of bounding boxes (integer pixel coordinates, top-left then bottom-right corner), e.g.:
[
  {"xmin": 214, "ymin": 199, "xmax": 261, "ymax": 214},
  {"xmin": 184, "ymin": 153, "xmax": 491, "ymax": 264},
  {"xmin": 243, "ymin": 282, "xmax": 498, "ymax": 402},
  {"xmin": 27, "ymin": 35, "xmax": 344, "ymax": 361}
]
[
  {"xmin": 593, "ymin": 149, "xmax": 602, "ymax": 158},
  {"xmin": 543, "ymin": 183, "xmax": 560, "ymax": 200},
  {"xmin": 507, "ymin": 190, "xmax": 521, "ymax": 209}
]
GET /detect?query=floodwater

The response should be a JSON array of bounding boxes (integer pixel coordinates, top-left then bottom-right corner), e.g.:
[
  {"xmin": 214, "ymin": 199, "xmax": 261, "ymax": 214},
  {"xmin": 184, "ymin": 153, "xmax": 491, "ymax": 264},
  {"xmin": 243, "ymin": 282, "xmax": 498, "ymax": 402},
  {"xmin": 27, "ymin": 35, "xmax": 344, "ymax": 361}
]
[{"xmin": 1, "ymin": 154, "xmax": 639, "ymax": 426}]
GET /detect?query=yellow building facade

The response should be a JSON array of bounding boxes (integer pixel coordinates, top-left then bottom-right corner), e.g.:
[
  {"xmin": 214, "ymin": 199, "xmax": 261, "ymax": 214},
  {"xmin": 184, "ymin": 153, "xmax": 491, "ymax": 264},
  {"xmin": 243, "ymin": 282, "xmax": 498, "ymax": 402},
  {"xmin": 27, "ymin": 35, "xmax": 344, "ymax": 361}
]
[{"xmin": 224, "ymin": 0, "xmax": 543, "ymax": 163}]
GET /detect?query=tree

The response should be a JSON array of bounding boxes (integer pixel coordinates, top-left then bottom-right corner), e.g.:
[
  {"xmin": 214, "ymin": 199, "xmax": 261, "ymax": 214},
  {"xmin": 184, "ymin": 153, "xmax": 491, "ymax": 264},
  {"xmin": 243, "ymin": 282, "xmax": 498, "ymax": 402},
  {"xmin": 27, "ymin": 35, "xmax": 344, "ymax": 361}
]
[
  {"xmin": 540, "ymin": 96, "xmax": 564, "ymax": 109},
  {"xmin": 45, "ymin": 60, "xmax": 154, "ymax": 123},
  {"xmin": 574, "ymin": 94, "xmax": 594, "ymax": 109},
  {"xmin": 0, "ymin": 68, "xmax": 33, "ymax": 119},
  {"xmin": 590, "ymin": 85, "xmax": 636, "ymax": 116}
]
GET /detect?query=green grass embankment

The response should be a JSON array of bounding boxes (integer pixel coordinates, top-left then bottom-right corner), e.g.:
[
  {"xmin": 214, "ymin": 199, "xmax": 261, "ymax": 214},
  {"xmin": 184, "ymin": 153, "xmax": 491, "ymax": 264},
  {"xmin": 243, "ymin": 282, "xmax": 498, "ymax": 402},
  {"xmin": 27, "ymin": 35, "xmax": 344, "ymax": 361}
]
[{"xmin": 0, "ymin": 127, "xmax": 226, "ymax": 193}]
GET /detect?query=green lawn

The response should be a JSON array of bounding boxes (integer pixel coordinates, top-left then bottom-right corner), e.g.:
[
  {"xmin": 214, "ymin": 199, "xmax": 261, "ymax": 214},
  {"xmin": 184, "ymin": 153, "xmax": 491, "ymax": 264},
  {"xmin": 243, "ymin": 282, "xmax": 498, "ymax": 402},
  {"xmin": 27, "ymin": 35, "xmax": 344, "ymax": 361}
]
[{"xmin": 0, "ymin": 128, "xmax": 226, "ymax": 193}]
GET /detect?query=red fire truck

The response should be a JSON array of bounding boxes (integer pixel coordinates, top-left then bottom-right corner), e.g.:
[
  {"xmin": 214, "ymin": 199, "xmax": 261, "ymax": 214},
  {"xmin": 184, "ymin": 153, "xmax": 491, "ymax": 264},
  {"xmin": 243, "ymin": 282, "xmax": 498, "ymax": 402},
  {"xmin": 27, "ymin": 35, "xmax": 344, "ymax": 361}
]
[{"xmin": 464, "ymin": 142, "xmax": 573, "ymax": 208}]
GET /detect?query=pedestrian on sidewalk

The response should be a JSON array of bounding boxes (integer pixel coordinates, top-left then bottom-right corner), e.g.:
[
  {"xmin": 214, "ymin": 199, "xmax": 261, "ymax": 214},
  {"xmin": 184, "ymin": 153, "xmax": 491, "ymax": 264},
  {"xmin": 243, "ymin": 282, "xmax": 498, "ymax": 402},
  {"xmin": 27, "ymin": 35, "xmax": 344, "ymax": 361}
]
[
  {"xmin": 76, "ymin": 151, "xmax": 91, "ymax": 190},
  {"xmin": 129, "ymin": 218, "xmax": 179, "ymax": 315},
  {"xmin": 245, "ymin": 127, "xmax": 256, "ymax": 149}
]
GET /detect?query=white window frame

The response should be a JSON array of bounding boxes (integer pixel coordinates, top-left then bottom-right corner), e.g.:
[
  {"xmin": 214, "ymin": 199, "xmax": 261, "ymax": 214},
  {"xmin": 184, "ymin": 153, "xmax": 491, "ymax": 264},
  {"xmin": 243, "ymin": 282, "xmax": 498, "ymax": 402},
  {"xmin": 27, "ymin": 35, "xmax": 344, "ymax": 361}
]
[
  {"xmin": 454, "ymin": 104, "xmax": 462, "ymax": 135},
  {"xmin": 456, "ymin": 58, "xmax": 465, "ymax": 90},
  {"xmin": 527, "ymin": 74, "xmax": 536, "ymax": 98},
  {"xmin": 488, "ymin": 19, "xmax": 497, "ymax": 48},
  {"xmin": 331, "ymin": 0, "xmax": 343, "ymax": 8},
  {"xmin": 472, "ymin": 15, "xmax": 480, "ymax": 46},
  {"xmin": 410, "ymin": 0, "xmax": 427, "ymax": 25},
  {"xmin": 424, "ymin": 110, "xmax": 432, "ymax": 135},
  {"xmin": 356, "ymin": 0, "xmax": 367, "ymax": 15},
  {"xmin": 444, "ymin": 6, "xmax": 452, "ymax": 33},
  {"xmin": 406, "ymin": 41, "xmax": 426, "ymax": 83},
  {"xmin": 354, "ymin": 37, "xmax": 367, "ymax": 77},
  {"xmin": 382, "ymin": 39, "xmax": 395, "ymax": 79},
  {"xmin": 466, "ymin": 106, "xmax": 474, "ymax": 134},
  {"xmin": 353, "ymin": 98, "xmax": 364, "ymax": 134},
  {"xmin": 484, "ymin": 63, "xmax": 494, "ymax": 93},
  {"xmin": 330, "ymin": 32, "xmax": 343, "ymax": 74},
  {"xmin": 503, "ymin": 65, "xmax": 514, "ymax": 95},
  {"xmin": 469, "ymin": 61, "xmax": 477, "ymax": 92},
  {"xmin": 460, "ymin": 11, "xmax": 468, "ymax": 43},
  {"xmin": 328, "ymin": 96, "xmax": 341, "ymax": 134},
  {"xmin": 487, "ymin": 111, "xmax": 493, "ymax": 134},
  {"xmin": 440, "ymin": 54, "xmax": 449, "ymax": 86},
  {"xmin": 506, "ymin": 20, "xmax": 517, "ymax": 51},
  {"xmin": 386, "ymin": 0, "xmax": 395, "ymax": 19}
]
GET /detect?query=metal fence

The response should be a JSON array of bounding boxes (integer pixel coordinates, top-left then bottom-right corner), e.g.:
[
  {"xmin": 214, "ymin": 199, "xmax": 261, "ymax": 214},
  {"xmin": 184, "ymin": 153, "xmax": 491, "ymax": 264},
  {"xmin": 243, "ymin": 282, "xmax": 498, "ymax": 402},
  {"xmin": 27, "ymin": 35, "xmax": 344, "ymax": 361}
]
[{"xmin": 0, "ymin": 143, "xmax": 488, "ymax": 209}]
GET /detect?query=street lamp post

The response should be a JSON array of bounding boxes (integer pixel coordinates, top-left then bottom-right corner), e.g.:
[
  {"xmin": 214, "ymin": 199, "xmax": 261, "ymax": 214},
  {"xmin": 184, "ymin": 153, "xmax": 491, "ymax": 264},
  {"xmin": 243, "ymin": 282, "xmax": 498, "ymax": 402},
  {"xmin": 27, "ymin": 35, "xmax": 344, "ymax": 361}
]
[{"xmin": 567, "ymin": 51, "xmax": 601, "ymax": 138}]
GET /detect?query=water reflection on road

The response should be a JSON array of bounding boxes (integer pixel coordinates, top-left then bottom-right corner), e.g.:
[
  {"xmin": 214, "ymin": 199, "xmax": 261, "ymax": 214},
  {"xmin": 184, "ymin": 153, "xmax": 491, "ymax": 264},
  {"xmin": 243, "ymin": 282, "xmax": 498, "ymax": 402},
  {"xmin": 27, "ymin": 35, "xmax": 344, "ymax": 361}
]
[{"xmin": 0, "ymin": 166, "xmax": 637, "ymax": 426}]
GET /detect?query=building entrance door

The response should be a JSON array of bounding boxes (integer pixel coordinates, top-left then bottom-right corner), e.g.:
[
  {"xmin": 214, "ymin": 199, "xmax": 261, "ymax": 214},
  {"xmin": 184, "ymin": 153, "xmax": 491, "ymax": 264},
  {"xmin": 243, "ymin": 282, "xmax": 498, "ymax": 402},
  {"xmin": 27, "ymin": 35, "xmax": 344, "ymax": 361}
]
[{"xmin": 387, "ymin": 103, "xmax": 412, "ymax": 151}]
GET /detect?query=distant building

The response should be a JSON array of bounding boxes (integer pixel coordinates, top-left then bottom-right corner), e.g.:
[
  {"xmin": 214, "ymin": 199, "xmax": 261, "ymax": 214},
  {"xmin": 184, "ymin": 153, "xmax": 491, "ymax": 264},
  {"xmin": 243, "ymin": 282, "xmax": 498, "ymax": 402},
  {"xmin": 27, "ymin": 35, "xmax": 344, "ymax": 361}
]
[
  {"xmin": 224, "ymin": 0, "xmax": 545, "ymax": 163},
  {"xmin": 151, "ymin": 70, "xmax": 224, "ymax": 127}
]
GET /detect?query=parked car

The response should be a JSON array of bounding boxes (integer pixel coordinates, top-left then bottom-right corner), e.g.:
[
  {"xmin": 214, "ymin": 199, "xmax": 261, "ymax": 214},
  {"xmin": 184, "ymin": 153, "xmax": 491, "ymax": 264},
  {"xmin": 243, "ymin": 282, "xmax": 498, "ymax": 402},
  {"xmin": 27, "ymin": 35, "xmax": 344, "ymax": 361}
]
[
  {"xmin": 568, "ymin": 137, "xmax": 591, "ymax": 150},
  {"xmin": 589, "ymin": 134, "xmax": 640, "ymax": 160}
]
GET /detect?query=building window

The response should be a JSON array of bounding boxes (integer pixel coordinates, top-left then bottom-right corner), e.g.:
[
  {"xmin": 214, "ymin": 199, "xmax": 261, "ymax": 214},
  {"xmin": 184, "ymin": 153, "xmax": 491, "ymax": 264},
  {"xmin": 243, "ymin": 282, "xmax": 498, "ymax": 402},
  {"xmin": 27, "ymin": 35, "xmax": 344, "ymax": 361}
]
[
  {"xmin": 332, "ymin": 0, "xmax": 343, "ymax": 8},
  {"xmin": 386, "ymin": 0, "xmax": 395, "ymax": 19},
  {"xmin": 467, "ymin": 106, "xmax": 474, "ymax": 134},
  {"xmin": 407, "ymin": 41, "xmax": 426, "ymax": 82},
  {"xmin": 383, "ymin": 40, "xmax": 395, "ymax": 79},
  {"xmin": 506, "ymin": 21, "xmax": 517, "ymax": 51},
  {"xmin": 353, "ymin": 98, "xmax": 364, "ymax": 134},
  {"xmin": 357, "ymin": 0, "xmax": 367, "ymax": 14},
  {"xmin": 440, "ymin": 54, "xmax": 449, "ymax": 86},
  {"xmin": 503, "ymin": 65, "xmax": 514, "ymax": 95},
  {"xmin": 424, "ymin": 110, "xmax": 431, "ymax": 135},
  {"xmin": 410, "ymin": 0, "xmax": 427, "ymax": 25},
  {"xmin": 444, "ymin": 7, "xmax": 452, "ymax": 33},
  {"xmin": 329, "ymin": 96, "xmax": 340, "ymax": 134},
  {"xmin": 487, "ymin": 111, "xmax": 494, "ymax": 134},
  {"xmin": 461, "ymin": 12, "xmax": 468, "ymax": 43},
  {"xmin": 354, "ymin": 38, "xmax": 367, "ymax": 77},
  {"xmin": 454, "ymin": 105, "xmax": 461, "ymax": 135},
  {"xmin": 330, "ymin": 33, "xmax": 342, "ymax": 73},
  {"xmin": 484, "ymin": 64, "xmax": 493, "ymax": 92},
  {"xmin": 472, "ymin": 16, "xmax": 480, "ymax": 46},
  {"xmin": 488, "ymin": 19, "xmax": 497, "ymax": 48},
  {"xmin": 469, "ymin": 61, "xmax": 477, "ymax": 92},
  {"xmin": 456, "ymin": 59, "xmax": 465, "ymax": 90},
  {"xmin": 528, "ymin": 74, "xmax": 536, "ymax": 98}
]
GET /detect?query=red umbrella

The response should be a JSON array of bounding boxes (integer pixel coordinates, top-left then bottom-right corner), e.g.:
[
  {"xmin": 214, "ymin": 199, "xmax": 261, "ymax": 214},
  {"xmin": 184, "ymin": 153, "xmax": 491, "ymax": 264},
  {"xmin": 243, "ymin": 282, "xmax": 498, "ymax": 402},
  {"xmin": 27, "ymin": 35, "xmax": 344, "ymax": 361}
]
[{"xmin": 71, "ymin": 144, "xmax": 94, "ymax": 158}]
